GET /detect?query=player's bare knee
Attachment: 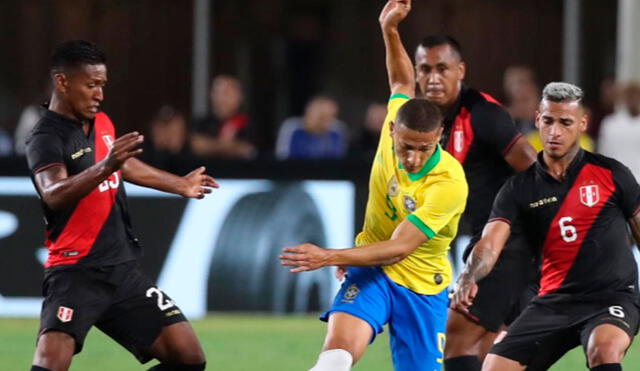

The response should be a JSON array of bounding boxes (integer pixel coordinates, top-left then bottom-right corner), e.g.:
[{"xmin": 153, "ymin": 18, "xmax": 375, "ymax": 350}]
[{"xmin": 587, "ymin": 340, "xmax": 625, "ymax": 367}]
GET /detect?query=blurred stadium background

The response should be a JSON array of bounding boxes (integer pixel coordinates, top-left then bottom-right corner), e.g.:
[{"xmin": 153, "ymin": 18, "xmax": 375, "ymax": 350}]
[{"xmin": 1, "ymin": 0, "xmax": 640, "ymax": 369}]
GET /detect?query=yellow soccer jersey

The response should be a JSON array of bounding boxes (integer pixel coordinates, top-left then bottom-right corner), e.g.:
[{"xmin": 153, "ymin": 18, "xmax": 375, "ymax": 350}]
[{"xmin": 355, "ymin": 94, "xmax": 468, "ymax": 295}]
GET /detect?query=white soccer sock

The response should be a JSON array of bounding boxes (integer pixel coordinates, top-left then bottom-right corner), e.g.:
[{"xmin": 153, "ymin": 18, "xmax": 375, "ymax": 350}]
[{"xmin": 308, "ymin": 349, "xmax": 353, "ymax": 371}]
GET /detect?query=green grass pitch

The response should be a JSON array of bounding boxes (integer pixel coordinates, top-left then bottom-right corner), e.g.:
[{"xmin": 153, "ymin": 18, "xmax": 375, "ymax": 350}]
[{"xmin": 1, "ymin": 314, "xmax": 639, "ymax": 370}]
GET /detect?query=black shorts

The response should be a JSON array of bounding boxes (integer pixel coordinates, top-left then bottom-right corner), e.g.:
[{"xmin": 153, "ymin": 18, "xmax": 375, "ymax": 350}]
[
  {"xmin": 490, "ymin": 292, "xmax": 640, "ymax": 368},
  {"xmin": 38, "ymin": 261, "xmax": 187, "ymax": 363},
  {"xmin": 460, "ymin": 233, "xmax": 538, "ymax": 332}
]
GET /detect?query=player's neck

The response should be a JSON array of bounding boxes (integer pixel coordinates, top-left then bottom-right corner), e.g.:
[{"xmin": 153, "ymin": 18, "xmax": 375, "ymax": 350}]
[
  {"xmin": 49, "ymin": 94, "xmax": 82, "ymax": 124},
  {"xmin": 543, "ymin": 145, "xmax": 580, "ymax": 181}
]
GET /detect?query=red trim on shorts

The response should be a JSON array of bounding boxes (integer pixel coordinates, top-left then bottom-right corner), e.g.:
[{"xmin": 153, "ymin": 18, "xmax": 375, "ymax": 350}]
[
  {"xmin": 502, "ymin": 133, "xmax": 524, "ymax": 156},
  {"xmin": 34, "ymin": 162, "xmax": 64, "ymax": 174},
  {"xmin": 633, "ymin": 205, "xmax": 640, "ymax": 217},
  {"xmin": 452, "ymin": 307, "xmax": 481, "ymax": 324}
]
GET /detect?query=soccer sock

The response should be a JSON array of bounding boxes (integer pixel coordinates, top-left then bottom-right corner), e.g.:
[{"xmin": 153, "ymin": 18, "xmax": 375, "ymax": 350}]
[
  {"xmin": 590, "ymin": 364, "xmax": 622, "ymax": 371},
  {"xmin": 444, "ymin": 355, "xmax": 482, "ymax": 371},
  {"xmin": 146, "ymin": 363, "xmax": 206, "ymax": 371},
  {"xmin": 30, "ymin": 367, "xmax": 52, "ymax": 371},
  {"xmin": 309, "ymin": 349, "xmax": 353, "ymax": 371}
]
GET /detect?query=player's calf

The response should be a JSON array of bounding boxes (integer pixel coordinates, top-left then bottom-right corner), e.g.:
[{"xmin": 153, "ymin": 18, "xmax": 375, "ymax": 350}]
[{"xmin": 32, "ymin": 331, "xmax": 75, "ymax": 371}]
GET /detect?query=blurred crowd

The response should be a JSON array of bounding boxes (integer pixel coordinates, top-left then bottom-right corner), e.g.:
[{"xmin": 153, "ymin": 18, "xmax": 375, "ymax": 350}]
[{"xmin": 2, "ymin": 69, "xmax": 639, "ymax": 178}]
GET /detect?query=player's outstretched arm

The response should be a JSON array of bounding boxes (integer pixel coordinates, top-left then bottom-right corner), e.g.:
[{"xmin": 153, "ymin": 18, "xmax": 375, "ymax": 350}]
[
  {"xmin": 121, "ymin": 159, "xmax": 219, "ymax": 199},
  {"xmin": 380, "ymin": 0, "xmax": 415, "ymax": 98},
  {"xmin": 34, "ymin": 132, "xmax": 143, "ymax": 210},
  {"xmin": 451, "ymin": 220, "xmax": 511, "ymax": 312},
  {"xmin": 280, "ymin": 219, "xmax": 427, "ymax": 272}
]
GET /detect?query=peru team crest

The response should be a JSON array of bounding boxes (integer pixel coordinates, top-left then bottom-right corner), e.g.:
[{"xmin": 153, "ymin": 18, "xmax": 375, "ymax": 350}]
[
  {"xmin": 57, "ymin": 306, "xmax": 74, "ymax": 323},
  {"xmin": 453, "ymin": 130, "xmax": 464, "ymax": 153},
  {"xmin": 580, "ymin": 185, "xmax": 600, "ymax": 207},
  {"xmin": 102, "ymin": 134, "xmax": 114, "ymax": 149}
]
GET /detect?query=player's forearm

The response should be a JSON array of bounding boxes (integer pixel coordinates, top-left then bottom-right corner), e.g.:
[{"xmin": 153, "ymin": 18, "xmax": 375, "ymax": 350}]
[
  {"xmin": 382, "ymin": 27, "xmax": 415, "ymax": 95},
  {"xmin": 38, "ymin": 162, "xmax": 114, "ymax": 210},
  {"xmin": 330, "ymin": 239, "xmax": 414, "ymax": 267},
  {"xmin": 460, "ymin": 241, "xmax": 500, "ymax": 284},
  {"xmin": 122, "ymin": 158, "xmax": 187, "ymax": 195}
]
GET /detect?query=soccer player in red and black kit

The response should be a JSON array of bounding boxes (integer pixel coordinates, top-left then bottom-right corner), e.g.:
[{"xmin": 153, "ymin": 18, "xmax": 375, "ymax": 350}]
[
  {"xmin": 25, "ymin": 40, "xmax": 217, "ymax": 371},
  {"xmin": 453, "ymin": 82, "xmax": 640, "ymax": 371},
  {"xmin": 382, "ymin": 1, "xmax": 538, "ymax": 370}
]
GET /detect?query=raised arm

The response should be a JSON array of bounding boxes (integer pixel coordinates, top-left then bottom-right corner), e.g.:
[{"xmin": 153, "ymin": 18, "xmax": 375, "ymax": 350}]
[
  {"xmin": 34, "ymin": 132, "xmax": 143, "ymax": 210},
  {"xmin": 379, "ymin": 0, "xmax": 415, "ymax": 98},
  {"xmin": 451, "ymin": 220, "xmax": 512, "ymax": 311},
  {"xmin": 121, "ymin": 158, "xmax": 218, "ymax": 199},
  {"xmin": 280, "ymin": 218, "xmax": 427, "ymax": 272}
]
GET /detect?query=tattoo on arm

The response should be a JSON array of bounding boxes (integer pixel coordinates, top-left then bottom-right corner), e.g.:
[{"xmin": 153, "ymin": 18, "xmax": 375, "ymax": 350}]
[{"xmin": 462, "ymin": 243, "xmax": 499, "ymax": 283}]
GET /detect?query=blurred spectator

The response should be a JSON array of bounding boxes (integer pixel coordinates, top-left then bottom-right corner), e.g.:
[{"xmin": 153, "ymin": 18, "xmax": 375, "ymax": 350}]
[
  {"xmin": 191, "ymin": 75, "xmax": 255, "ymax": 159},
  {"xmin": 353, "ymin": 103, "xmax": 386, "ymax": 157},
  {"xmin": 14, "ymin": 105, "xmax": 41, "ymax": 155},
  {"xmin": 599, "ymin": 82, "xmax": 640, "ymax": 179},
  {"xmin": 587, "ymin": 78, "xmax": 618, "ymax": 141},
  {"xmin": 141, "ymin": 105, "xmax": 189, "ymax": 166},
  {"xmin": 503, "ymin": 65, "xmax": 539, "ymax": 134},
  {"xmin": 0, "ymin": 126, "xmax": 12, "ymax": 156},
  {"xmin": 276, "ymin": 95, "xmax": 347, "ymax": 159}
]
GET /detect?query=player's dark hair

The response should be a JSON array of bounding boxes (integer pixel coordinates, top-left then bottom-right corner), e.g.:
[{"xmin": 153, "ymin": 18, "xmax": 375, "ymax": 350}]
[
  {"xmin": 395, "ymin": 99, "xmax": 442, "ymax": 132},
  {"xmin": 51, "ymin": 40, "xmax": 106, "ymax": 74},
  {"xmin": 418, "ymin": 35, "xmax": 463, "ymax": 61}
]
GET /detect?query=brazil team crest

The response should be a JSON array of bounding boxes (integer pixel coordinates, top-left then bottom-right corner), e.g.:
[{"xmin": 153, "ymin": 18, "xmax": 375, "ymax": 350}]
[
  {"xmin": 342, "ymin": 284, "xmax": 360, "ymax": 303},
  {"xmin": 404, "ymin": 195, "xmax": 416, "ymax": 212},
  {"xmin": 579, "ymin": 185, "xmax": 599, "ymax": 207},
  {"xmin": 387, "ymin": 176, "xmax": 399, "ymax": 197}
]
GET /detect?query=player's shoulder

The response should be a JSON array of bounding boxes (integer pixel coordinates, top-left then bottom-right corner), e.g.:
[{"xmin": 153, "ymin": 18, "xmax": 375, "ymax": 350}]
[
  {"xmin": 437, "ymin": 148, "xmax": 467, "ymax": 184},
  {"xmin": 584, "ymin": 150, "xmax": 636, "ymax": 180},
  {"xmin": 462, "ymin": 88, "xmax": 510, "ymax": 120},
  {"xmin": 26, "ymin": 115, "xmax": 66, "ymax": 146},
  {"xmin": 505, "ymin": 161, "xmax": 537, "ymax": 191}
]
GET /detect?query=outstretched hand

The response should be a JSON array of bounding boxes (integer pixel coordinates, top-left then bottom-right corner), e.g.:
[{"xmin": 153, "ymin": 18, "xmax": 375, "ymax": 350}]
[
  {"xmin": 105, "ymin": 132, "xmax": 144, "ymax": 172},
  {"xmin": 181, "ymin": 166, "xmax": 219, "ymax": 199},
  {"xmin": 450, "ymin": 275, "xmax": 478, "ymax": 313},
  {"xmin": 280, "ymin": 243, "xmax": 332, "ymax": 273},
  {"xmin": 379, "ymin": 0, "xmax": 412, "ymax": 31}
]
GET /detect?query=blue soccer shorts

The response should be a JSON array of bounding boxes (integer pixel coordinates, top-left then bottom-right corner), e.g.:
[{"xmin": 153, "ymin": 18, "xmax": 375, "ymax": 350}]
[{"xmin": 320, "ymin": 266, "xmax": 448, "ymax": 371}]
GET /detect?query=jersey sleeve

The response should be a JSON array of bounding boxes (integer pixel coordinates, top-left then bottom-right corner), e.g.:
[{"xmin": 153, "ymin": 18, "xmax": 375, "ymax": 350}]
[
  {"xmin": 25, "ymin": 130, "xmax": 65, "ymax": 174},
  {"xmin": 472, "ymin": 102, "xmax": 522, "ymax": 156},
  {"xmin": 407, "ymin": 178, "xmax": 467, "ymax": 239},
  {"xmin": 613, "ymin": 162, "xmax": 640, "ymax": 219},
  {"xmin": 488, "ymin": 176, "xmax": 521, "ymax": 225}
]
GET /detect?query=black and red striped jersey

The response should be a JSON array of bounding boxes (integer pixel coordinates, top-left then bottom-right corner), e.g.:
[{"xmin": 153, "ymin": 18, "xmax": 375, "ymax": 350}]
[
  {"xmin": 26, "ymin": 109, "xmax": 140, "ymax": 269},
  {"xmin": 489, "ymin": 150, "xmax": 640, "ymax": 297},
  {"xmin": 441, "ymin": 86, "xmax": 523, "ymax": 238}
]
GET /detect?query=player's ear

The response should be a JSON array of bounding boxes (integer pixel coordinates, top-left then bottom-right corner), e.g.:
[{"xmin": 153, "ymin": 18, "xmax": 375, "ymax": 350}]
[
  {"xmin": 389, "ymin": 120, "xmax": 395, "ymax": 136},
  {"xmin": 458, "ymin": 61, "xmax": 466, "ymax": 80},
  {"xmin": 53, "ymin": 73, "xmax": 68, "ymax": 94},
  {"xmin": 534, "ymin": 111, "xmax": 541, "ymax": 130}
]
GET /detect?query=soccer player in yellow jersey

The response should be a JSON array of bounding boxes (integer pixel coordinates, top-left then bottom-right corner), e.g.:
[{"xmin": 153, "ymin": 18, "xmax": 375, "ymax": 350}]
[{"xmin": 279, "ymin": 2, "xmax": 467, "ymax": 370}]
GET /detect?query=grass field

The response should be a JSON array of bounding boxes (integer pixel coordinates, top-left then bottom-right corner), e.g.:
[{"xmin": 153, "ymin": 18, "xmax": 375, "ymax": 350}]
[{"xmin": 1, "ymin": 314, "xmax": 639, "ymax": 370}]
